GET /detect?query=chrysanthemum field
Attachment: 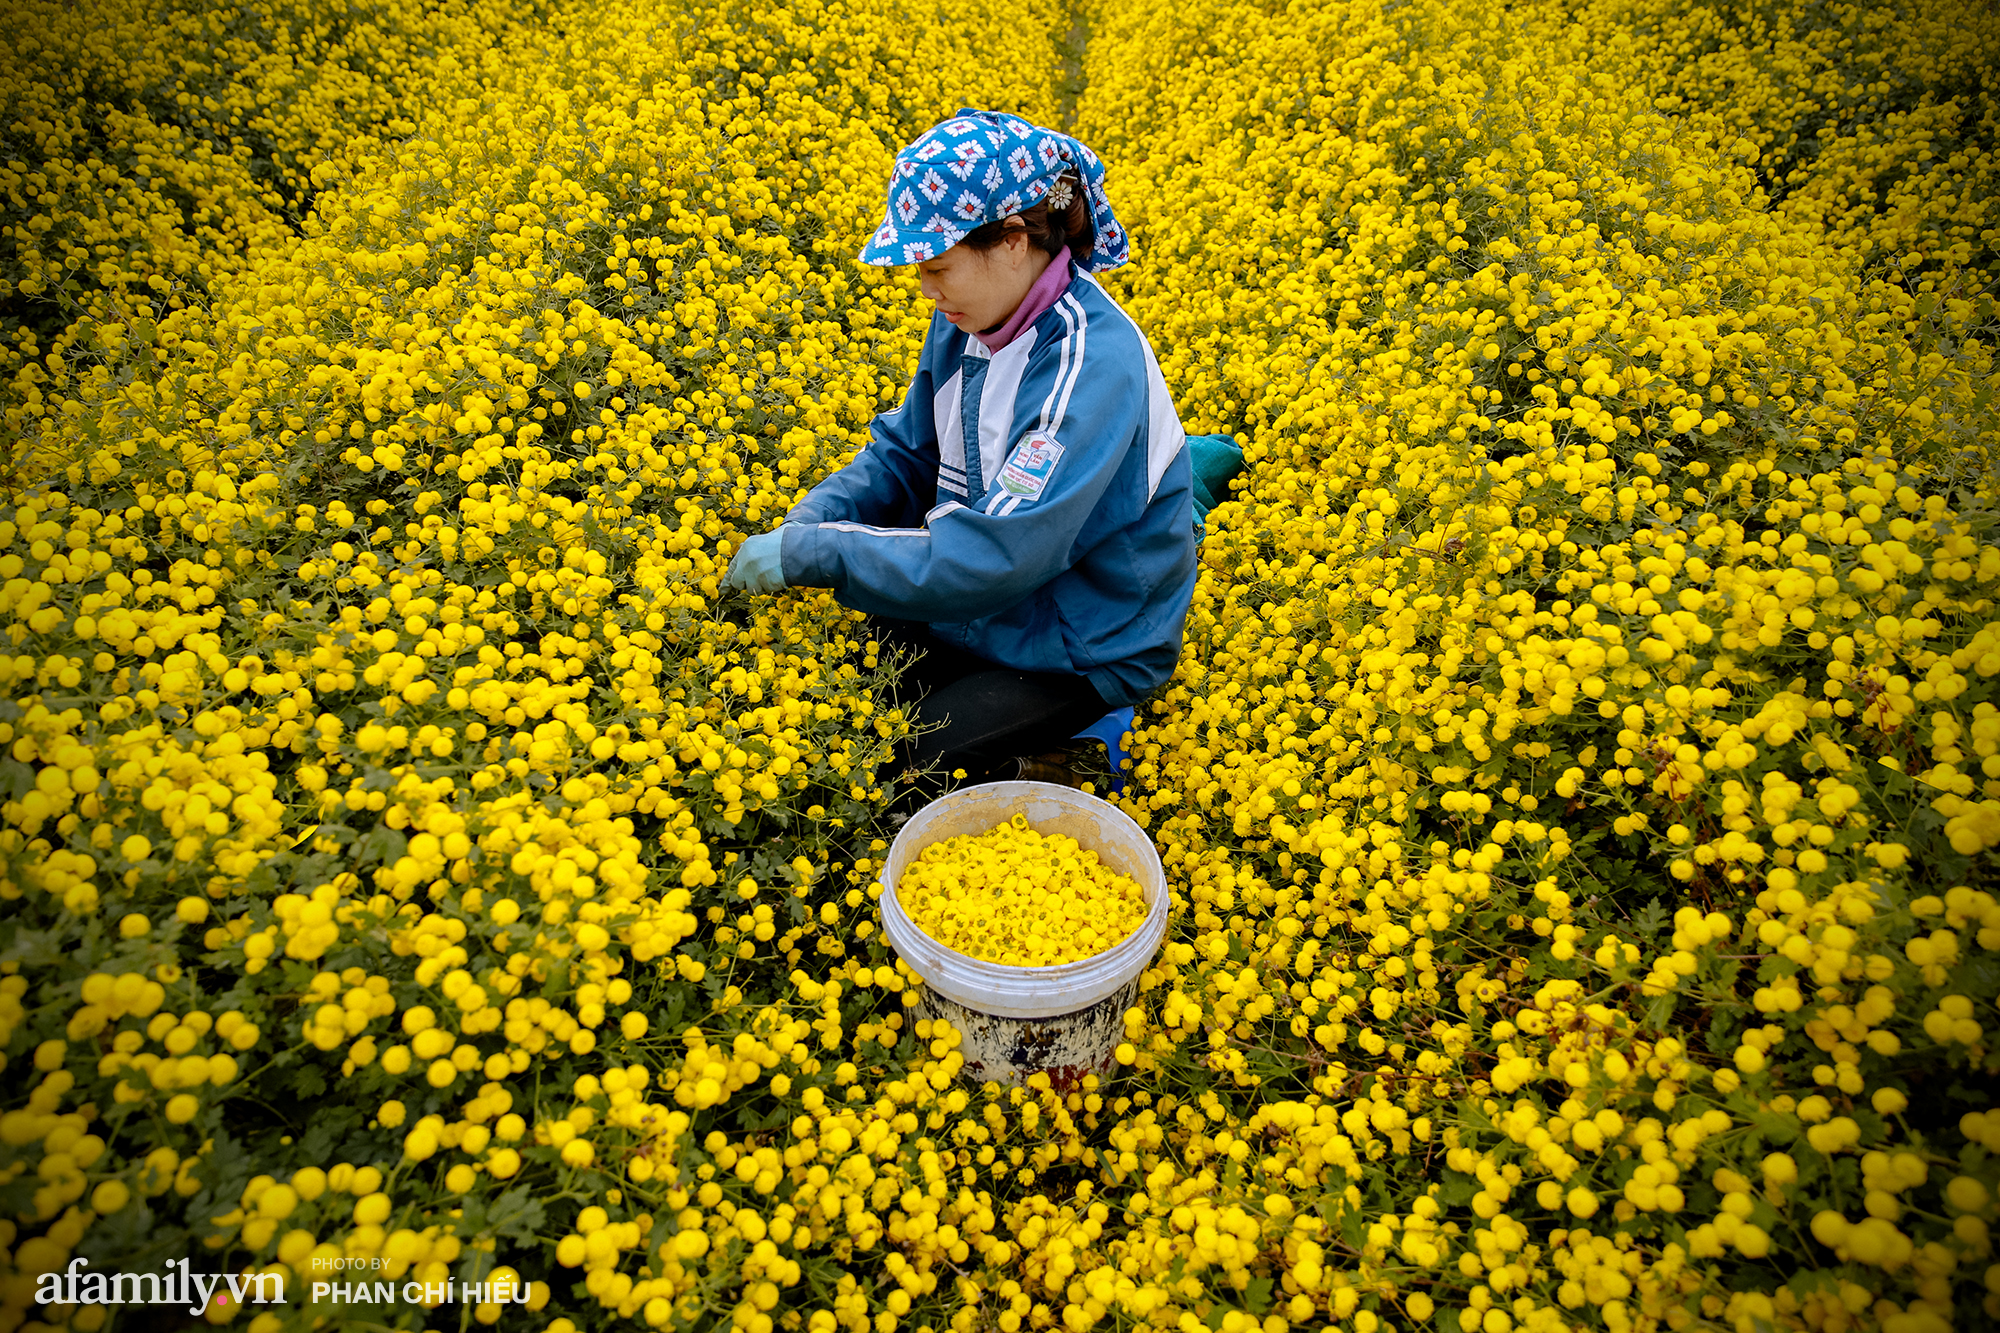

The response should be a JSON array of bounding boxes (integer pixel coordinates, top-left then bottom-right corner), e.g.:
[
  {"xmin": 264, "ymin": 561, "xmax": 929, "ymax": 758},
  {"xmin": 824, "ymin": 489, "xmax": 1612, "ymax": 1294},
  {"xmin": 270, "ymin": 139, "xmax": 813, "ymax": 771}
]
[{"xmin": 0, "ymin": 0, "xmax": 1996, "ymax": 1330}]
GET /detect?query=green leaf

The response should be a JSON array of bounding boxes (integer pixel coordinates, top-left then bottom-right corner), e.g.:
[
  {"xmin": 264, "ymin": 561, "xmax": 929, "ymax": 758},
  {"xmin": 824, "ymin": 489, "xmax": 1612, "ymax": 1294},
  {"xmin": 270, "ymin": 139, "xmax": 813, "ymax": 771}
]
[
  {"xmin": 0, "ymin": 1172, "xmax": 34, "ymax": 1222},
  {"xmin": 0, "ymin": 759, "xmax": 33, "ymax": 801},
  {"xmin": 353, "ymin": 827, "xmax": 406, "ymax": 865},
  {"xmin": 483, "ymin": 1185, "xmax": 548, "ymax": 1242},
  {"xmin": 287, "ymin": 1063, "xmax": 328, "ymax": 1100},
  {"xmin": 77, "ymin": 1197, "xmax": 159, "ymax": 1265},
  {"xmin": 1756, "ymin": 955, "xmax": 1797, "ymax": 984},
  {"xmin": 0, "ymin": 926, "xmax": 71, "ymax": 969},
  {"xmin": 295, "ymin": 1105, "xmax": 364, "ymax": 1168},
  {"xmin": 1747, "ymin": 1108, "xmax": 1798, "ymax": 1145}
]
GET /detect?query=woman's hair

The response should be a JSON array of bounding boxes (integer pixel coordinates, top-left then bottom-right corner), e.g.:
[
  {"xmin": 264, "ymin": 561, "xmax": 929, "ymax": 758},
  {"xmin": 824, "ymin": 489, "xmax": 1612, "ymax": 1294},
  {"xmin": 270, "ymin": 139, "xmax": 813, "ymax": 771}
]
[{"xmin": 961, "ymin": 173, "xmax": 1094, "ymax": 266}]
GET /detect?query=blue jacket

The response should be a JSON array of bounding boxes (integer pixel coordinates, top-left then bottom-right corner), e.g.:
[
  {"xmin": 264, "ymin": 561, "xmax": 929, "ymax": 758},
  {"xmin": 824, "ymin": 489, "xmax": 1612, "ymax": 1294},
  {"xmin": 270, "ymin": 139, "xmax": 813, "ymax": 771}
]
[{"xmin": 780, "ymin": 260, "xmax": 1196, "ymax": 708}]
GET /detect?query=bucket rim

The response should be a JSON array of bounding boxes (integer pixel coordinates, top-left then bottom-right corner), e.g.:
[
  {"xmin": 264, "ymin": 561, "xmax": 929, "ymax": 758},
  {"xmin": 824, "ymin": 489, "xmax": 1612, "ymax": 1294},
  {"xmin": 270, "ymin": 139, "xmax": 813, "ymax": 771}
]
[{"xmin": 879, "ymin": 779, "xmax": 1169, "ymax": 985}]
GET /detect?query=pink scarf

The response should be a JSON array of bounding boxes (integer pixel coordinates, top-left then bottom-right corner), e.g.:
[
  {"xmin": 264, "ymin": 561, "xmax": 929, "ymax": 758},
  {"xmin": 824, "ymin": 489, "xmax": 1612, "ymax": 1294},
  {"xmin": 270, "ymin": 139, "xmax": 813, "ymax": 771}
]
[{"xmin": 974, "ymin": 253, "xmax": 1077, "ymax": 354}]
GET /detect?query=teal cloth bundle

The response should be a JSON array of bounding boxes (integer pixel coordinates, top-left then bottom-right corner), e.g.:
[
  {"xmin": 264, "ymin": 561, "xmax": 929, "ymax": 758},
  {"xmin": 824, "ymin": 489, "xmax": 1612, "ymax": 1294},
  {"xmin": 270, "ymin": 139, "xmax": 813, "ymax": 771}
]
[{"xmin": 1187, "ymin": 433, "xmax": 1245, "ymax": 533}]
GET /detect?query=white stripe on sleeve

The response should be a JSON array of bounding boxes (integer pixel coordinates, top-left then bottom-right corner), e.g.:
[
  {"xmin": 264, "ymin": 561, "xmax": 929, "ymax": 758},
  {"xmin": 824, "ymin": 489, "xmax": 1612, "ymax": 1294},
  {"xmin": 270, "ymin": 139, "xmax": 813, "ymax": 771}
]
[
  {"xmin": 933, "ymin": 369, "xmax": 966, "ymax": 495},
  {"xmin": 1042, "ymin": 293, "xmax": 1088, "ymax": 436},
  {"xmin": 1037, "ymin": 298, "xmax": 1081, "ymax": 433},
  {"xmin": 817, "ymin": 521, "xmax": 934, "ymax": 537}
]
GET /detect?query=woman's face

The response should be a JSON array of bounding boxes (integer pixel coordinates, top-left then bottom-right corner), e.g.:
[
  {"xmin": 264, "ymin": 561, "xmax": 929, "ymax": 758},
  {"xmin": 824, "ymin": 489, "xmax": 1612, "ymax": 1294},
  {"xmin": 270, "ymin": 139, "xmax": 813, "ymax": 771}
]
[{"xmin": 915, "ymin": 220, "xmax": 1052, "ymax": 333}]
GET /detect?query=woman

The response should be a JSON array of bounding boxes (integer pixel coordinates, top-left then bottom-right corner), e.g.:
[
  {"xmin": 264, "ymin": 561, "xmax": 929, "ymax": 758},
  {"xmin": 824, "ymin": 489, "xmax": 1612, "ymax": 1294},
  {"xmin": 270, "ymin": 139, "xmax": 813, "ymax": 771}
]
[{"xmin": 724, "ymin": 107, "xmax": 1196, "ymax": 799}]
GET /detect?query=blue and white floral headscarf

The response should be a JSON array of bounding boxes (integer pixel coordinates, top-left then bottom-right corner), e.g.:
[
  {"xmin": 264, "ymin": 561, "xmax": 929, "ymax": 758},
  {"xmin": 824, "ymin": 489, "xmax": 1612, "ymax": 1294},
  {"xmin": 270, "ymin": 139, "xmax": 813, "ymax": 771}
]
[{"xmin": 858, "ymin": 108, "xmax": 1130, "ymax": 271}]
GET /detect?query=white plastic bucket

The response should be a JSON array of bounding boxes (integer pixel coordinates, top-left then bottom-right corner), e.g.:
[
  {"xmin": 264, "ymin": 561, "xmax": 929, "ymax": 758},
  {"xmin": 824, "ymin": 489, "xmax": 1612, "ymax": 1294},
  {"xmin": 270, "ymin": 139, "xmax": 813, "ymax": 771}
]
[{"xmin": 879, "ymin": 780, "xmax": 1169, "ymax": 1088}]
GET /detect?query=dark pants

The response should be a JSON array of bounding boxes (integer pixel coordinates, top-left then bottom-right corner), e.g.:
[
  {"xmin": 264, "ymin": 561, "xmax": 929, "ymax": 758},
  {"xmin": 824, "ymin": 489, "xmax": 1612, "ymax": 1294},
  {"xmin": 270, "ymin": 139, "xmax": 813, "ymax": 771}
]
[{"xmin": 869, "ymin": 617, "xmax": 1109, "ymax": 803}]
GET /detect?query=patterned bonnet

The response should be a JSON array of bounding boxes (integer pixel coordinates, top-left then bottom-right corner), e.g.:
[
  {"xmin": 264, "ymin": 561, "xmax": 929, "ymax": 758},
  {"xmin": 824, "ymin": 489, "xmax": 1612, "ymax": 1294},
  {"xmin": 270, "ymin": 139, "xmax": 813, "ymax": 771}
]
[{"xmin": 857, "ymin": 108, "xmax": 1130, "ymax": 271}]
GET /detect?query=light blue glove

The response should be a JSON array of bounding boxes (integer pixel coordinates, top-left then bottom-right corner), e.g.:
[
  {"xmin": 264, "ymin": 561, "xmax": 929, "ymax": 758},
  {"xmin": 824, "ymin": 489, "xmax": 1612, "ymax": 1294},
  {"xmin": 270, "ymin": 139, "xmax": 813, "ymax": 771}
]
[{"xmin": 723, "ymin": 526, "xmax": 792, "ymax": 595}]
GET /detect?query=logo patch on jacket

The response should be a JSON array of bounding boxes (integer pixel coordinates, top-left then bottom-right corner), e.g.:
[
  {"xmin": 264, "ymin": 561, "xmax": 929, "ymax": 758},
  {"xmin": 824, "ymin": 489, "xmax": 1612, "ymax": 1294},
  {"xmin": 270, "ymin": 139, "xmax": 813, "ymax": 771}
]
[{"xmin": 995, "ymin": 431, "xmax": 1064, "ymax": 500}]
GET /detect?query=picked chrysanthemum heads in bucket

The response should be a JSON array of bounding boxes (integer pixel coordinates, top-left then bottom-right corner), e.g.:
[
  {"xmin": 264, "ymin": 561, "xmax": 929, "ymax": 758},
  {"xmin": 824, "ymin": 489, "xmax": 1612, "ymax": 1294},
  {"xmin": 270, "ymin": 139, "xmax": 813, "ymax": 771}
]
[{"xmin": 902, "ymin": 812, "xmax": 1148, "ymax": 966}]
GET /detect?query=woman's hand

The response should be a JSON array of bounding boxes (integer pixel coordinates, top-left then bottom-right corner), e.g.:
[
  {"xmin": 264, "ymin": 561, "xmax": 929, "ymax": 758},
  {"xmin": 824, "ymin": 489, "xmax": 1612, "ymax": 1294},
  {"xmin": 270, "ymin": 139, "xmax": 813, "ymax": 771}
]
[{"xmin": 723, "ymin": 527, "xmax": 793, "ymax": 594}]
